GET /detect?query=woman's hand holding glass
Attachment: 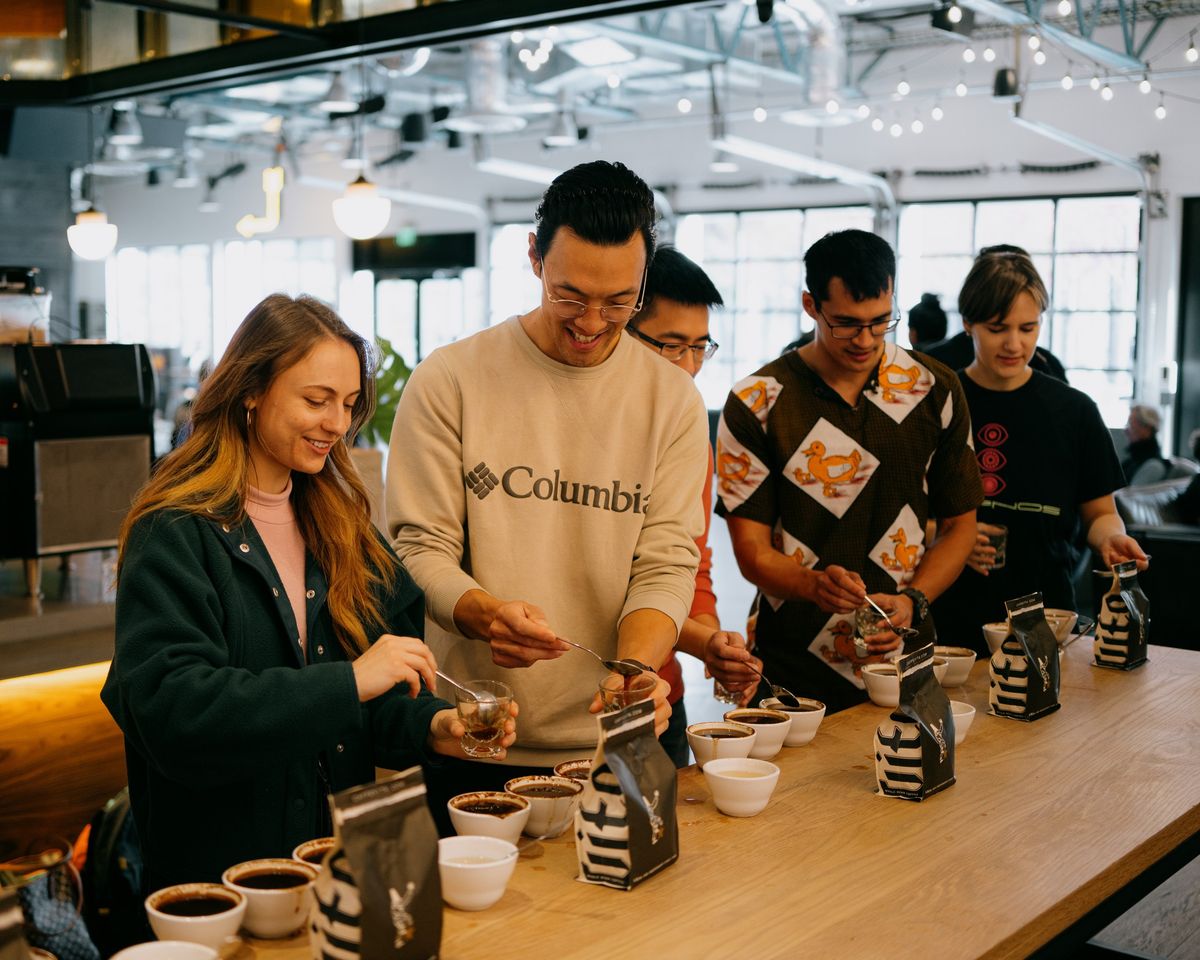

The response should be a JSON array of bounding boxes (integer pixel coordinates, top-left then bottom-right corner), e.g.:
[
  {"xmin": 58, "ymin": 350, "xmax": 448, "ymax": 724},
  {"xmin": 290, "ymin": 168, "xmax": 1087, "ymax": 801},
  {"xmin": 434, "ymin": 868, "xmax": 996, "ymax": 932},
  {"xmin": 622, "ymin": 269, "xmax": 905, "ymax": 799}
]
[
  {"xmin": 588, "ymin": 670, "xmax": 672, "ymax": 736},
  {"xmin": 429, "ymin": 701, "xmax": 519, "ymax": 760},
  {"xmin": 966, "ymin": 523, "xmax": 1004, "ymax": 575},
  {"xmin": 703, "ymin": 631, "xmax": 761, "ymax": 707}
]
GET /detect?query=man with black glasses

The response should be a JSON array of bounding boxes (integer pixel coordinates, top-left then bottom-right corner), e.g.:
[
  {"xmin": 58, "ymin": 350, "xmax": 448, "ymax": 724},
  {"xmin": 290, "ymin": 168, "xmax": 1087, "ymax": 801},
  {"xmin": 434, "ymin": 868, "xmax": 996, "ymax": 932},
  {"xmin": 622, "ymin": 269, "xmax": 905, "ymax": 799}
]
[
  {"xmin": 715, "ymin": 229, "xmax": 981, "ymax": 712},
  {"xmin": 388, "ymin": 162, "xmax": 709, "ymax": 807},
  {"xmin": 626, "ymin": 246, "xmax": 763, "ymax": 765}
]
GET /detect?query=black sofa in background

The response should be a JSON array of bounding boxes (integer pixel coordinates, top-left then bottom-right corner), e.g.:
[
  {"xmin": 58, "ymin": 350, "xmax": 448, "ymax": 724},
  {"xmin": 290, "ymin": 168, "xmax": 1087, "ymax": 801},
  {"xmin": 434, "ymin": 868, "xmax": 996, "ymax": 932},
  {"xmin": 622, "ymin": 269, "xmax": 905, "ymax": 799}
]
[{"xmin": 1109, "ymin": 478, "xmax": 1199, "ymax": 651}]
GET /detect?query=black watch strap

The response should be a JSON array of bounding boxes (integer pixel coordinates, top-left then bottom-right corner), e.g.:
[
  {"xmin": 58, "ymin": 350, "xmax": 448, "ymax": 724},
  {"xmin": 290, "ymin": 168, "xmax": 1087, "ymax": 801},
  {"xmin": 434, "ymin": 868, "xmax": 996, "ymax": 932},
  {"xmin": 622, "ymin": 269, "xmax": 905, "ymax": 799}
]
[{"xmin": 900, "ymin": 587, "xmax": 930, "ymax": 626}]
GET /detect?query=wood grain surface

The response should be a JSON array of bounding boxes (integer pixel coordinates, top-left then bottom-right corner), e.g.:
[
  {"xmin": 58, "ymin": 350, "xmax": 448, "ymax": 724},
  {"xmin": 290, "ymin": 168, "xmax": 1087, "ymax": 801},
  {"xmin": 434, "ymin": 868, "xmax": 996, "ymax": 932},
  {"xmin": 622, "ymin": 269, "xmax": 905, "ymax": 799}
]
[
  {"xmin": 253, "ymin": 641, "xmax": 1200, "ymax": 960},
  {"xmin": 0, "ymin": 662, "xmax": 124, "ymax": 860}
]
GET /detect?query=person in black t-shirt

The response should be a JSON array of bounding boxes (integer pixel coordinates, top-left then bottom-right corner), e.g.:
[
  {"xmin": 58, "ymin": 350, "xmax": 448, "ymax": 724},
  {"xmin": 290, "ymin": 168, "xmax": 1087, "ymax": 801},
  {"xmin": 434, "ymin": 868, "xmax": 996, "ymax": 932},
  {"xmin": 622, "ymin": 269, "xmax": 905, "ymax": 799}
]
[{"xmin": 930, "ymin": 245, "xmax": 1148, "ymax": 655}]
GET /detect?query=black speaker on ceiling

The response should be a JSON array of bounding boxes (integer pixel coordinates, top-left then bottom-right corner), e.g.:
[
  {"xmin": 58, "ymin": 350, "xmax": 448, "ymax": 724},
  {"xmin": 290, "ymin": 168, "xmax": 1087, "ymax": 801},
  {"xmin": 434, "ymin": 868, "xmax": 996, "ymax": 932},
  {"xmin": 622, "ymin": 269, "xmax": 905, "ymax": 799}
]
[{"xmin": 756, "ymin": 0, "xmax": 773, "ymax": 24}]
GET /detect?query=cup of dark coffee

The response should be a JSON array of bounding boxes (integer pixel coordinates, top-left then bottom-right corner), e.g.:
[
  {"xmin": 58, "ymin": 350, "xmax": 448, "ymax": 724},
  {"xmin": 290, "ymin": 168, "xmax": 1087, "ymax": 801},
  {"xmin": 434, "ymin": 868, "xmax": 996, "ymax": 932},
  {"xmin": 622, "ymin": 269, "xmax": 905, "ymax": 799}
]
[
  {"xmin": 685, "ymin": 721, "xmax": 757, "ymax": 769},
  {"xmin": 505, "ymin": 775, "xmax": 583, "ymax": 838},
  {"xmin": 291, "ymin": 836, "xmax": 335, "ymax": 868},
  {"xmin": 144, "ymin": 882, "xmax": 246, "ymax": 950},
  {"xmin": 448, "ymin": 791, "xmax": 531, "ymax": 845},
  {"xmin": 722, "ymin": 708, "xmax": 792, "ymax": 759},
  {"xmin": 552, "ymin": 758, "xmax": 592, "ymax": 781},
  {"xmin": 222, "ymin": 858, "xmax": 316, "ymax": 939}
]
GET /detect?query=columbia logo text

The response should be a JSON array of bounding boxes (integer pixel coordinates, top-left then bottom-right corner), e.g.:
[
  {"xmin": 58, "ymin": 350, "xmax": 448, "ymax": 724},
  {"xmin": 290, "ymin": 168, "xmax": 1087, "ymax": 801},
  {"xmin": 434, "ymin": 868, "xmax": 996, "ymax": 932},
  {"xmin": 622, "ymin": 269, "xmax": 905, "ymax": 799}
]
[{"xmin": 466, "ymin": 462, "xmax": 500, "ymax": 499}]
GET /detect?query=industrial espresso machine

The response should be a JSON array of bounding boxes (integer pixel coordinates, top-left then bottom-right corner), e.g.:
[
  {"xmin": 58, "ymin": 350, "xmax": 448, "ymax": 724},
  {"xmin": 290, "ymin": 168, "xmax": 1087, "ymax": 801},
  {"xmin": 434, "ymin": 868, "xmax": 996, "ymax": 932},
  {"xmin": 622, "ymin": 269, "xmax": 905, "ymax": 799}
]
[{"xmin": 0, "ymin": 340, "xmax": 155, "ymax": 596}]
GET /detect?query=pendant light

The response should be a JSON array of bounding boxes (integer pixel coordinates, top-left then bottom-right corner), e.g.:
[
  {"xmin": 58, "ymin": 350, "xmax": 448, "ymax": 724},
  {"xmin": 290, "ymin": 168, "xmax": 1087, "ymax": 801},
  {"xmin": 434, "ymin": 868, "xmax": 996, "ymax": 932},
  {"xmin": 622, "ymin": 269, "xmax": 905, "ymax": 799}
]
[
  {"xmin": 68, "ymin": 109, "xmax": 118, "ymax": 260},
  {"xmin": 332, "ymin": 2, "xmax": 391, "ymax": 240}
]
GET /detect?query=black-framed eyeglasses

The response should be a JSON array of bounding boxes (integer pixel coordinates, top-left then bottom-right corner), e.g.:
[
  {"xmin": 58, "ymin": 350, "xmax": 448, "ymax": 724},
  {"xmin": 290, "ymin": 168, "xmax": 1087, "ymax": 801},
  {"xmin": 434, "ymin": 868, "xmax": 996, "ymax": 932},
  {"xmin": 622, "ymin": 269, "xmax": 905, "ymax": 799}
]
[
  {"xmin": 539, "ymin": 258, "xmax": 647, "ymax": 324},
  {"xmin": 629, "ymin": 327, "xmax": 719, "ymax": 361},
  {"xmin": 817, "ymin": 309, "xmax": 901, "ymax": 340}
]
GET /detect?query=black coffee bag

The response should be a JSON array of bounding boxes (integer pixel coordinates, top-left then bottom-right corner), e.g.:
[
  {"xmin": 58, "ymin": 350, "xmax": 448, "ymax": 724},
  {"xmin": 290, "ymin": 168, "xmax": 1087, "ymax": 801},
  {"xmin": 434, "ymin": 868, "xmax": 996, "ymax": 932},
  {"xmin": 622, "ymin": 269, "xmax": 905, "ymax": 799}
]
[
  {"xmin": 874, "ymin": 644, "xmax": 954, "ymax": 801},
  {"xmin": 575, "ymin": 699, "xmax": 678, "ymax": 890},
  {"xmin": 989, "ymin": 592, "xmax": 1061, "ymax": 721},
  {"xmin": 1094, "ymin": 560, "xmax": 1150, "ymax": 670},
  {"xmin": 310, "ymin": 767, "xmax": 441, "ymax": 960}
]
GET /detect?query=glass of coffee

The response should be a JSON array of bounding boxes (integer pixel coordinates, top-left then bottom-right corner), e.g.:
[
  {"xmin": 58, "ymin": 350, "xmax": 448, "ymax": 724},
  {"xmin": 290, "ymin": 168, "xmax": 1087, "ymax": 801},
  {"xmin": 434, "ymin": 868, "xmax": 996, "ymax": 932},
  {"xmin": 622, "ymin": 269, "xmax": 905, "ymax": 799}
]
[
  {"xmin": 987, "ymin": 525, "xmax": 1008, "ymax": 569},
  {"xmin": 454, "ymin": 680, "xmax": 513, "ymax": 758},
  {"xmin": 598, "ymin": 672, "xmax": 657, "ymax": 710}
]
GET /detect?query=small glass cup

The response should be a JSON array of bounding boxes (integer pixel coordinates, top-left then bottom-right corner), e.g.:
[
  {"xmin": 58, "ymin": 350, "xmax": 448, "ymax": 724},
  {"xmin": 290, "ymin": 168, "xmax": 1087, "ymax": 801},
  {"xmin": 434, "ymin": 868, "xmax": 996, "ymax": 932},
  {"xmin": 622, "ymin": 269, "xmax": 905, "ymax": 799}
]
[
  {"xmin": 454, "ymin": 680, "xmax": 513, "ymax": 758},
  {"xmin": 853, "ymin": 605, "xmax": 885, "ymax": 657},
  {"xmin": 598, "ymin": 672, "xmax": 657, "ymax": 710},
  {"xmin": 713, "ymin": 678, "xmax": 742, "ymax": 705},
  {"xmin": 987, "ymin": 525, "xmax": 1008, "ymax": 569}
]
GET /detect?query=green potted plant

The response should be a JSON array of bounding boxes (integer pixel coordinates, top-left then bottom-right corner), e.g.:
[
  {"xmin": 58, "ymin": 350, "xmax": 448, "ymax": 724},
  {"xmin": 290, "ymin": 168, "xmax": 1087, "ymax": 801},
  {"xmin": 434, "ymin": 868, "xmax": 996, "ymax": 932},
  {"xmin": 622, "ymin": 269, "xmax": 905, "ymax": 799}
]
[{"xmin": 362, "ymin": 337, "xmax": 412, "ymax": 448}]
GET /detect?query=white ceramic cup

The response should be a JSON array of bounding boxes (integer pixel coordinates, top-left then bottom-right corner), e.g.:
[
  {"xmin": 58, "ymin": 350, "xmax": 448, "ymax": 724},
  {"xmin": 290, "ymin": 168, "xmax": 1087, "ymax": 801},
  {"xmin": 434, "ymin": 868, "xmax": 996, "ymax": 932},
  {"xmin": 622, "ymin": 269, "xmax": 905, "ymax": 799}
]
[
  {"xmin": 861, "ymin": 662, "xmax": 900, "ymax": 707},
  {"xmin": 111, "ymin": 943, "xmax": 218, "ymax": 960},
  {"xmin": 221, "ymin": 858, "xmax": 316, "ymax": 939},
  {"xmin": 722, "ymin": 708, "xmax": 792, "ymax": 759},
  {"xmin": 702, "ymin": 758, "xmax": 781, "ymax": 817},
  {"xmin": 686, "ymin": 720, "xmax": 757, "ymax": 768},
  {"xmin": 437, "ymin": 836, "xmax": 518, "ymax": 911},
  {"xmin": 933, "ymin": 646, "xmax": 977, "ymax": 686},
  {"xmin": 759, "ymin": 697, "xmax": 826, "ymax": 746},
  {"xmin": 504, "ymin": 775, "xmax": 583, "ymax": 839},
  {"xmin": 291, "ymin": 836, "xmax": 335, "ymax": 868},
  {"xmin": 950, "ymin": 700, "xmax": 977, "ymax": 745},
  {"xmin": 448, "ymin": 791, "xmax": 531, "ymax": 845},
  {"xmin": 144, "ymin": 883, "xmax": 246, "ymax": 951}
]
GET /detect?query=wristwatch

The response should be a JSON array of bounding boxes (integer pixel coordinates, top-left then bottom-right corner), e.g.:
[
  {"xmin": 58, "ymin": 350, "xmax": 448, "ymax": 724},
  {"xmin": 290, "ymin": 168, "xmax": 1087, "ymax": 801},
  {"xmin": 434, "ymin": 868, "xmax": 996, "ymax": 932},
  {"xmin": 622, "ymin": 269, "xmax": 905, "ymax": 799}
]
[{"xmin": 899, "ymin": 587, "xmax": 930, "ymax": 627}]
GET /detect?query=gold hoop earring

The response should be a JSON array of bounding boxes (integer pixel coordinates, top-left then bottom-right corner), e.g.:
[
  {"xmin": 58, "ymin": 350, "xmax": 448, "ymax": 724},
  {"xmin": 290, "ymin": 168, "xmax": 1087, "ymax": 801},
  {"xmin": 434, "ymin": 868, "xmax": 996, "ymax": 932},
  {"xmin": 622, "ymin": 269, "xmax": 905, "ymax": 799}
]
[{"xmin": 246, "ymin": 408, "xmax": 253, "ymax": 430}]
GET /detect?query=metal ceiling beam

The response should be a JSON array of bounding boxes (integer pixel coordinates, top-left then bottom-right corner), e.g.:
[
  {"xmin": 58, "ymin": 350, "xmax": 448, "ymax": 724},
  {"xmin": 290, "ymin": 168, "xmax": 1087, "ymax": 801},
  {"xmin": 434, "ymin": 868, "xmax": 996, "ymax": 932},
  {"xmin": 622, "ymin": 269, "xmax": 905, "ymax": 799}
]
[
  {"xmin": 0, "ymin": 0, "xmax": 695, "ymax": 107},
  {"xmin": 958, "ymin": 0, "xmax": 1143, "ymax": 71},
  {"xmin": 95, "ymin": 0, "xmax": 326, "ymax": 41}
]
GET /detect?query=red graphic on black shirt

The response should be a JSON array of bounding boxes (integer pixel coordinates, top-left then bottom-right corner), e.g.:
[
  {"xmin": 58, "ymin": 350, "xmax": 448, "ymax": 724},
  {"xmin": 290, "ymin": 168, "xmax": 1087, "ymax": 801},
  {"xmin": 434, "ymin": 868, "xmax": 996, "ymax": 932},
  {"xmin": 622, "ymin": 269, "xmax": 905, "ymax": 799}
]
[{"xmin": 977, "ymin": 422, "xmax": 1007, "ymax": 497}]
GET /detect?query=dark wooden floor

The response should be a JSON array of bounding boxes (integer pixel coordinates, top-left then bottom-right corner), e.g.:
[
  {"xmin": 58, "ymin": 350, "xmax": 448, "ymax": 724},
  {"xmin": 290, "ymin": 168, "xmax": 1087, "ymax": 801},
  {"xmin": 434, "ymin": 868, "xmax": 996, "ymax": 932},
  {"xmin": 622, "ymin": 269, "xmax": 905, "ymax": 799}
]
[{"xmin": 1090, "ymin": 854, "xmax": 1200, "ymax": 959}]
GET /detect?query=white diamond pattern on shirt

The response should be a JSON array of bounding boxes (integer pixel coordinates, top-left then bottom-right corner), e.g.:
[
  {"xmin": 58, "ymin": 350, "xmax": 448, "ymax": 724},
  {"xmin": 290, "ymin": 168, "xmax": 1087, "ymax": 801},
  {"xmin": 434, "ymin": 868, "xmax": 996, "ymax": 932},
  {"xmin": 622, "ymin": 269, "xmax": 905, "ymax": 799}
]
[
  {"xmin": 807, "ymin": 610, "xmax": 891, "ymax": 689},
  {"xmin": 866, "ymin": 343, "xmax": 934, "ymax": 424},
  {"xmin": 763, "ymin": 521, "xmax": 819, "ymax": 611},
  {"xmin": 715, "ymin": 415, "xmax": 770, "ymax": 512},
  {"xmin": 731, "ymin": 374, "xmax": 783, "ymax": 430},
  {"xmin": 783, "ymin": 418, "xmax": 880, "ymax": 519},
  {"xmin": 869, "ymin": 504, "xmax": 925, "ymax": 586}
]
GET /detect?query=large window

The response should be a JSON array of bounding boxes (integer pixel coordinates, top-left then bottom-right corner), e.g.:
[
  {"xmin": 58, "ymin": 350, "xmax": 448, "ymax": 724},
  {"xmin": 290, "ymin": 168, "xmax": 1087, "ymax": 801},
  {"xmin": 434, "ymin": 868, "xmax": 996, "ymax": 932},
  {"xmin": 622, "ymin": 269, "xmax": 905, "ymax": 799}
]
[
  {"xmin": 897, "ymin": 195, "xmax": 1141, "ymax": 426},
  {"xmin": 675, "ymin": 206, "xmax": 874, "ymax": 410}
]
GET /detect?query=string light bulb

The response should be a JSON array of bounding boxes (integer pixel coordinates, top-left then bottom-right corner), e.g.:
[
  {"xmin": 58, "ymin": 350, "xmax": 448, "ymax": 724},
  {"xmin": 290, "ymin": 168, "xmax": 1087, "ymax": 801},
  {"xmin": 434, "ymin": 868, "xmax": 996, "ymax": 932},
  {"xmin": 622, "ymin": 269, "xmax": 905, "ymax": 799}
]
[
  {"xmin": 963, "ymin": 48, "xmax": 976, "ymax": 63},
  {"xmin": 871, "ymin": 116, "xmax": 884, "ymax": 132},
  {"xmin": 826, "ymin": 98, "xmax": 840, "ymax": 115},
  {"xmin": 1089, "ymin": 74, "xmax": 1101, "ymax": 91},
  {"xmin": 1187, "ymin": 33, "xmax": 1198, "ymax": 63},
  {"xmin": 677, "ymin": 97, "xmax": 692, "ymax": 113},
  {"xmin": 857, "ymin": 103, "xmax": 871, "ymax": 118},
  {"xmin": 1138, "ymin": 77, "xmax": 1152, "ymax": 94},
  {"xmin": 983, "ymin": 46, "xmax": 996, "ymax": 62},
  {"xmin": 889, "ymin": 122, "xmax": 903, "ymax": 137},
  {"xmin": 1155, "ymin": 95, "xmax": 1167, "ymax": 119},
  {"xmin": 897, "ymin": 77, "xmax": 911, "ymax": 96},
  {"xmin": 1100, "ymin": 83, "xmax": 1114, "ymax": 101},
  {"xmin": 1033, "ymin": 50, "xmax": 1047, "ymax": 65},
  {"xmin": 1061, "ymin": 71, "xmax": 1074, "ymax": 90},
  {"xmin": 753, "ymin": 106, "xmax": 767, "ymax": 122},
  {"xmin": 911, "ymin": 118, "xmax": 924, "ymax": 134},
  {"xmin": 1028, "ymin": 35, "xmax": 1041, "ymax": 50},
  {"xmin": 931, "ymin": 103, "xmax": 944, "ymax": 120},
  {"xmin": 947, "ymin": 3, "xmax": 963, "ymax": 23},
  {"xmin": 955, "ymin": 79, "xmax": 969, "ymax": 97},
  {"xmin": 1057, "ymin": 0, "xmax": 1072, "ymax": 14}
]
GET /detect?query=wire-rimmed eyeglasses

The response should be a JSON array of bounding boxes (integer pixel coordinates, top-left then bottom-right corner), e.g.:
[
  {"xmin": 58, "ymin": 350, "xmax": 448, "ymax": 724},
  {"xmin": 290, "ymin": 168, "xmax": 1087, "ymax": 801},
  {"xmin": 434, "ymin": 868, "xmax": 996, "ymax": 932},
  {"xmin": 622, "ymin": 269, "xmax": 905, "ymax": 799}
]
[
  {"xmin": 539, "ymin": 258, "xmax": 647, "ymax": 324},
  {"xmin": 629, "ymin": 326, "xmax": 719, "ymax": 361},
  {"xmin": 818, "ymin": 309, "xmax": 901, "ymax": 340}
]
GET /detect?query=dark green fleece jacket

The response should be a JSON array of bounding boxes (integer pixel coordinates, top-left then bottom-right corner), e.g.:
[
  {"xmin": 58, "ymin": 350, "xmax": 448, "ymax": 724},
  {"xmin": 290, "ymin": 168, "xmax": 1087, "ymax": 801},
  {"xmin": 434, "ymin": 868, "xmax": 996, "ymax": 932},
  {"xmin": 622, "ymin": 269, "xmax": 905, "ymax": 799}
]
[{"xmin": 101, "ymin": 509, "xmax": 448, "ymax": 890}]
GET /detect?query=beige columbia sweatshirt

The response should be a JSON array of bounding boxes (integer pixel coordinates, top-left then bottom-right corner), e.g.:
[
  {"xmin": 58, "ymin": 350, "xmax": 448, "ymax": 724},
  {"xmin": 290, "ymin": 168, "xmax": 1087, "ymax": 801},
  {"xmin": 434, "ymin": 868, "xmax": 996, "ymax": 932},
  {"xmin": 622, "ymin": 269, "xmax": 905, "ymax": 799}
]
[{"xmin": 387, "ymin": 318, "xmax": 708, "ymax": 766}]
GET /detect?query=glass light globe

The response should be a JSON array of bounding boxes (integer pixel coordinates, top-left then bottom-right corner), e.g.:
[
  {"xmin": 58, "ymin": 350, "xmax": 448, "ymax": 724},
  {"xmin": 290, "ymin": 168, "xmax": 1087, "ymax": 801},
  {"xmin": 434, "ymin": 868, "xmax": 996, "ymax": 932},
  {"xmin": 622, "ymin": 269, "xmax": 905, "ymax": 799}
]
[
  {"xmin": 67, "ymin": 209, "xmax": 118, "ymax": 260},
  {"xmin": 332, "ymin": 176, "xmax": 392, "ymax": 240}
]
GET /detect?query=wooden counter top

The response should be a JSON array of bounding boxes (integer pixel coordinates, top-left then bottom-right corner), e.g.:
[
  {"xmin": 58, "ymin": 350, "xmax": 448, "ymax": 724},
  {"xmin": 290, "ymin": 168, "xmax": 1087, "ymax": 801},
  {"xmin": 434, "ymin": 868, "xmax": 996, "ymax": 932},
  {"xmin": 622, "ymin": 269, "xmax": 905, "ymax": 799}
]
[{"xmin": 256, "ymin": 640, "xmax": 1200, "ymax": 960}]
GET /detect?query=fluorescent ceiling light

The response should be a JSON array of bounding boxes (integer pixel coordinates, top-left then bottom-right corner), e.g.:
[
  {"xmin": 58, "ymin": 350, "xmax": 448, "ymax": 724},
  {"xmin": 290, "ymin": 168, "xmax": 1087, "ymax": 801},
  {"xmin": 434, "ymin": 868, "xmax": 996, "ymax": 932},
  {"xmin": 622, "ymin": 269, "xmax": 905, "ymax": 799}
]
[
  {"xmin": 475, "ymin": 156, "xmax": 558, "ymax": 185},
  {"xmin": 561, "ymin": 36, "xmax": 635, "ymax": 67}
]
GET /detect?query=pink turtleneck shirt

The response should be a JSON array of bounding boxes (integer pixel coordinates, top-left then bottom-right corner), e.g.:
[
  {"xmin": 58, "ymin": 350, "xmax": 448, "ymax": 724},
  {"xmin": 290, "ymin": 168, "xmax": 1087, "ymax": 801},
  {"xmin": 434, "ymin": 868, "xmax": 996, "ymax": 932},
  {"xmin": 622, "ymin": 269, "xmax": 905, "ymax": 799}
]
[{"xmin": 246, "ymin": 479, "xmax": 308, "ymax": 652}]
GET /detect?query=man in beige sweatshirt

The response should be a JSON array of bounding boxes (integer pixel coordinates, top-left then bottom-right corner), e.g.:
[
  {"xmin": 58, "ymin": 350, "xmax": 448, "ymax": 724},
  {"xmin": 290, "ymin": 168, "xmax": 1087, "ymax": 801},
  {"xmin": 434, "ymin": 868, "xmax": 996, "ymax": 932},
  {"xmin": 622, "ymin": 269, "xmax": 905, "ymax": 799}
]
[{"xmin": 387, "ymin": 161, "xmax": 709, "ymax": 804}]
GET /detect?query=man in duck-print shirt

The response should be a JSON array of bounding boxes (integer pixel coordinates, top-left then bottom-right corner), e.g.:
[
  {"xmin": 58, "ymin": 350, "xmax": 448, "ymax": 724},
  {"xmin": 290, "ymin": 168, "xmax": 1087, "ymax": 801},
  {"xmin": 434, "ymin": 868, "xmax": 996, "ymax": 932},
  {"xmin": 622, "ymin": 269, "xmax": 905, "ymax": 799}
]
[{"xmin": 716, "ymin": 229, "xmax": 982, "ymax": 712}]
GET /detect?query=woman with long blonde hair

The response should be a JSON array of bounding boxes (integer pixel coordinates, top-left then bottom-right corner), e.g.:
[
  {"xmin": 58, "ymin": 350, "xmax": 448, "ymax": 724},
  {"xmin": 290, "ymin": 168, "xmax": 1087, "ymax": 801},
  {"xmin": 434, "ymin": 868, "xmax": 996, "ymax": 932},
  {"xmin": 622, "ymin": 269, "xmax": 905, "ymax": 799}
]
[{"xmin": 102, "ymin": 294, "xmax": 516, "ymax": 891}]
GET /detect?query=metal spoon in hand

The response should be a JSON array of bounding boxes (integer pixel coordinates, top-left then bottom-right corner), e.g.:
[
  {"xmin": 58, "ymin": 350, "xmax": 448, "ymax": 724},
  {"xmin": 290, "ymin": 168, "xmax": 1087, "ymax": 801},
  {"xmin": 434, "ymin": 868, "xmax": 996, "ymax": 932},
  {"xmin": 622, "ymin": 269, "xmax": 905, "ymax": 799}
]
[
  {"xmin": 739, "ymin": 661, "xmax": 801, "ymax": 708},
  {"xmin": 435, "ymin": 670, "xmax": 500, "ymax": 723},
  {"xmin": 556, "ymin": 637, "xmax": 646, "ymax": 676}
]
